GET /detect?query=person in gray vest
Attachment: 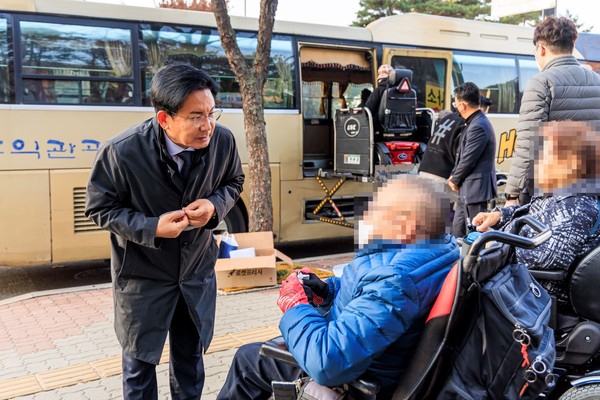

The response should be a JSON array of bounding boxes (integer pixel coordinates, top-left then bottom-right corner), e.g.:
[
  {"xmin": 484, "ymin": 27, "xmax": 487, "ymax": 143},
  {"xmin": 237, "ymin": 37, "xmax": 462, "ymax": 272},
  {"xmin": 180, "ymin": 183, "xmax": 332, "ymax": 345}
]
[{"xmin": 505, "ymin": 16, "xmax": 600, "ymax": 206}]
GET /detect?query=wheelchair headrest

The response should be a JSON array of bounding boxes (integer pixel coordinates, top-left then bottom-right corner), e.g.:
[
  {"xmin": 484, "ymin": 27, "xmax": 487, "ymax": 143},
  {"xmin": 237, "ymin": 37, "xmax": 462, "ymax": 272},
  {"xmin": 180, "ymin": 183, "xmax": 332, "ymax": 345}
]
[
  {"xmin": 388, "ymin": 69, "xmax": 413, "ymax": 87},
  {"xmin": 570, "ymin": 244, "xmax": 600, "ymax": 323}
]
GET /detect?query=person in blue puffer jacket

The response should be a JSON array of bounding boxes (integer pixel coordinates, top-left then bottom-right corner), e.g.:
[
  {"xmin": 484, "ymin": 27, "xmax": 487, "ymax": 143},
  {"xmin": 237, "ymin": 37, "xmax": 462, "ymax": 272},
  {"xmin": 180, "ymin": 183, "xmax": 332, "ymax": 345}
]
[{"xmin": 217, "ymin": 175, "xmax": 460, "ymax": 400}]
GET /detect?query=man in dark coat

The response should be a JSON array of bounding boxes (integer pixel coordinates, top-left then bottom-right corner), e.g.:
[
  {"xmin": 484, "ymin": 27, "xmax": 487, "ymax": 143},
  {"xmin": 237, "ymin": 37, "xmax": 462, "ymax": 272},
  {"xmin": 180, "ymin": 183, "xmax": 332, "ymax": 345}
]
[
  {"xmin": 85, "ymin": 63, "xmax": 244, "ymax": 399},
  {"xmin": 448, "ymin": 82, "xmax": 497, "ymax": 238}
]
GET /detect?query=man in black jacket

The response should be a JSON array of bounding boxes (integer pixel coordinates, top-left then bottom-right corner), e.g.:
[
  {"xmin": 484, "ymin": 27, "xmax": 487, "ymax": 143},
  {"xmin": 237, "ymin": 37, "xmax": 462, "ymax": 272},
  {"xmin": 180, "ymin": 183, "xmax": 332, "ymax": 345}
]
[
  {"xmin": 85, "ymin": 63, "xmax": 244, "ymax": 399},
  {"xmin": 418, "ymin": 108, "xmax": 465, "ymax": 201},
  {"xmin": 448, "ymin": 82, "xmax": 497, "ymax": 238}
]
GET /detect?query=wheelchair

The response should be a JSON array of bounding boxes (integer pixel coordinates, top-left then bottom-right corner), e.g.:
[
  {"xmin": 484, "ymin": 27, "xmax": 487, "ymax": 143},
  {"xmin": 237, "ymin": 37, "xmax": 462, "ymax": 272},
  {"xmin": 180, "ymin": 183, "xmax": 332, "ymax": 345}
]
[
  {"xmin": 531, "ymin": 244, "xmax": 600, "ymax": 399},
  {"xmin": 333, "ymin": 68, "xmax": 434, "ymax": 179},
  {"xmin": 262, "ymin": 215, "xmax": 594, "ymax": 399}
]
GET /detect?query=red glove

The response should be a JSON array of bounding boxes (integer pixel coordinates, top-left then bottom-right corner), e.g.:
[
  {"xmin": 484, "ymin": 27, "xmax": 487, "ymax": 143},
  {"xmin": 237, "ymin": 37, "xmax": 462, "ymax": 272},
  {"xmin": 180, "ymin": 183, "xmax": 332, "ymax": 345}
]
[{"xmin": 277, "ymin": 272, "xmax": 309, "ymax": 313}]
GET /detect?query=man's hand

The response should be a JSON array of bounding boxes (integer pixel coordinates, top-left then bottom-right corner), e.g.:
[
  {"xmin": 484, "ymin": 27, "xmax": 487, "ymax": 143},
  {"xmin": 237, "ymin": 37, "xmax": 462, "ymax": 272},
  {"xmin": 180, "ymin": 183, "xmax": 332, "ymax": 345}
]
[
  {"xmin": 277, "ymin": 272, "xmax": 309, "ymax": 313},
  {"xmin": 447, "ymin": 176, "xmax": 459, "ymax": 192},
  {"xmin": 472, "ymin": 211, "xmax": 501, "ymax": 232},
  {"xmin": 297, "ymin": 268, "xmax": 329, "ymax": 306},
  {"xmin": 183, "ymin": 199, "xmax": 216, "ymax": 228},
  {"xmin": 156, "ymin": 210, "xmax": 189, "ymax": 238}
]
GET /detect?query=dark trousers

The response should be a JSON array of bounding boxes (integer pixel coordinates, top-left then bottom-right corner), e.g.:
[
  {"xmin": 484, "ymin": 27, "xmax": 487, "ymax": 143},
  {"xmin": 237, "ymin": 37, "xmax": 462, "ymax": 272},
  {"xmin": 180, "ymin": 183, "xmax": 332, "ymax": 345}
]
[
  {"xmin": 216, "ymin": 342, "xmax": 302, "ymax": 400},
  {"xmin": 453, "ymin": 198, "xmax": 488, "ymax": 239},
  {"xmin": 122, "ymin": 295, "xmax": 205, "ymax": 400}
]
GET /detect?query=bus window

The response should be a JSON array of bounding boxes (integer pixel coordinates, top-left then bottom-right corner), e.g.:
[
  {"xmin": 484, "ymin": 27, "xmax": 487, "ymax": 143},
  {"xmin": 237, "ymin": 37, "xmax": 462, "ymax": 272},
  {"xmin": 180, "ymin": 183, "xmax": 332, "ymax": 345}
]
[
  {"xmin": 343, "ymin": 82, "xmax": 373, "ymax": 109},
  {"xmin": 517, "ymin": 56, "xmax": 538, "ymax": 109},
  {"xmin": 453, "ymin": 52, "xmax": 518, "ymax": 114},
  {"xmin": 19, "ymin": 20, "xmax": 134, "ymax": 105},
  {"xmin": 0, "ymin": 17, "xmax": 9, "ymax": 103},
  {"xmin": 302, "ymin": 81, "xmax": 327, "ymax": 119},
  {"xmin": 140, "ymin": 25, "xmax": 295, "ymax": 109},
  {"xmin": 390, "ymin": 56, "xmax": 446, "ymax": 110},
  {"xmin": 581, "ymin": 61, "xmax": 600, "ymax": 75}
]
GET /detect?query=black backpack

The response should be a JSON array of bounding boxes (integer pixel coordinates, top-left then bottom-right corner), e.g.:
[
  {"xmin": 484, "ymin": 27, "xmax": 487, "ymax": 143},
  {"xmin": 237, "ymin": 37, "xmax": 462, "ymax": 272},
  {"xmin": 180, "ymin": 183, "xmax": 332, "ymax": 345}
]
[{"xmin": 436, "ymin": 261, "xmax": 556, "ymax": 399}]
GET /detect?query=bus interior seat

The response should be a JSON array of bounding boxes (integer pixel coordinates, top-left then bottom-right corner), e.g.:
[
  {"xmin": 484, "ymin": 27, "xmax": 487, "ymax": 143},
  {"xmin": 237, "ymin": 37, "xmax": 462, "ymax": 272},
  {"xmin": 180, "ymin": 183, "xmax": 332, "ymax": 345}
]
[{"xmin": 378, "ymin": 68, "xmax": 417, "ymax": 138}]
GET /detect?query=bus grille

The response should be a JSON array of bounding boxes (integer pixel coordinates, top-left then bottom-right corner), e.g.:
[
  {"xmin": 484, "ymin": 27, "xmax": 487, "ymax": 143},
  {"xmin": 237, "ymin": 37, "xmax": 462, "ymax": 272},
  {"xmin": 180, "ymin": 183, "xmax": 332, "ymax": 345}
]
[{"xmin": 73, "ymin": 187, "xmax": 102, "ymax": 233}]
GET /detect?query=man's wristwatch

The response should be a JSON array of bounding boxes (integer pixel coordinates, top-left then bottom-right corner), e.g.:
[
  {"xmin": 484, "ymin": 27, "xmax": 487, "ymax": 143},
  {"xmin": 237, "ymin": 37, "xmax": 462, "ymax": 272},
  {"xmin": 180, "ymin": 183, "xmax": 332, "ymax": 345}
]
[{"xmin": 504, "ymin": 193, "xmax": 519, "ymax": 201}]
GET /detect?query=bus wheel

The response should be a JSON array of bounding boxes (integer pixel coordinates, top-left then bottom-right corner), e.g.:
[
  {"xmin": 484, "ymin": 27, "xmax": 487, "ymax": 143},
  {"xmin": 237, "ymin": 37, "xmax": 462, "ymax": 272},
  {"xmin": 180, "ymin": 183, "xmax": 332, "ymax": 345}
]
[{"xmin": 214, "ymin": 203, "xmax": 247, "ymax": 235}]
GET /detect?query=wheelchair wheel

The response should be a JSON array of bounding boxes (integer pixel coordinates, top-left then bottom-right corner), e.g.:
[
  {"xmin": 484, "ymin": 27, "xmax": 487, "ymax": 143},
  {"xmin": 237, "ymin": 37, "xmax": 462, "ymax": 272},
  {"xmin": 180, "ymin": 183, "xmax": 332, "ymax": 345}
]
[
  {"xmin": 375, "ymin": 145, "xmax": 392, "ymax": 165},
  {"xmin": 559, "ymin": 384, "xmax": 600, "ymax": 399}
]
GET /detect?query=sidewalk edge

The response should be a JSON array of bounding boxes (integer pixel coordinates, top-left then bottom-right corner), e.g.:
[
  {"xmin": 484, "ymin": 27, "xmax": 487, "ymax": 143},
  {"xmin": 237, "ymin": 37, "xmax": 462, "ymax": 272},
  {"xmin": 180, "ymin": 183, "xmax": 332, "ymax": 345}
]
[{"xmin": 0, "ymin": 283, "xmax": 112, "ymax": 307}]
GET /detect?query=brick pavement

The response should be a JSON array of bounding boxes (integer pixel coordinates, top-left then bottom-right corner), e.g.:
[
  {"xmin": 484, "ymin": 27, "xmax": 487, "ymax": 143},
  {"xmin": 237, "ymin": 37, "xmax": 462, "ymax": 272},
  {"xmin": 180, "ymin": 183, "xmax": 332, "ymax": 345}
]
[{"xmin": 0, "ymin": 253, "xmax": 353, "ymax": 400}]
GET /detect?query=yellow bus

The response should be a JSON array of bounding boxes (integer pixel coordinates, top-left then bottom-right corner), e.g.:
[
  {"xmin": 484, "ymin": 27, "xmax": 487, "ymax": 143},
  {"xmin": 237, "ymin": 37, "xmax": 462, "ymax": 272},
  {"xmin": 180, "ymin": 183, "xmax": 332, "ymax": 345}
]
[{"xmin": 1, "ymin": 0, "xmax": 599, "ymax": 266}]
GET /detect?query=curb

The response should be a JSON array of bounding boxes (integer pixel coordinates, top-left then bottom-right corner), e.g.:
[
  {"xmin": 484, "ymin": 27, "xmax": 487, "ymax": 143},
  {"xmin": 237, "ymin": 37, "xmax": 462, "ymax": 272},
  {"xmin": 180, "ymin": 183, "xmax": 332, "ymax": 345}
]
[
  {"xmin": 0, "ymin": 253, "xmax": 354, "ymax": 306},
  {"xmin": 0, "ymin": 283, "xmax": 112, "ymax": 307}
]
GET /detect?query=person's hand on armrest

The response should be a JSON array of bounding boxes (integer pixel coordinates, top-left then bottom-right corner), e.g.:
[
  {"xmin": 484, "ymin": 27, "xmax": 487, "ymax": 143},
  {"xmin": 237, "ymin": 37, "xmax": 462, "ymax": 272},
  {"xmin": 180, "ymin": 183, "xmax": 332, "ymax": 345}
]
[{"xmin": 472, "ymin": 211, "xmax": 501, "ymax": 232}]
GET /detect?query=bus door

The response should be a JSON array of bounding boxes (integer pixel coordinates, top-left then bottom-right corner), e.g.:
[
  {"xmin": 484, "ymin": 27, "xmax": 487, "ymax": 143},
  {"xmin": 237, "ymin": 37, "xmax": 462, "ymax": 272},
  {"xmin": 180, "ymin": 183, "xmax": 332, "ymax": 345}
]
[
  {"xmin": 298, "ymin": 45, "xmax": 376, "ymax": 178},
  {"xmin": 381, "ymin": 48, "xmax": 453, "ymax": 113}
]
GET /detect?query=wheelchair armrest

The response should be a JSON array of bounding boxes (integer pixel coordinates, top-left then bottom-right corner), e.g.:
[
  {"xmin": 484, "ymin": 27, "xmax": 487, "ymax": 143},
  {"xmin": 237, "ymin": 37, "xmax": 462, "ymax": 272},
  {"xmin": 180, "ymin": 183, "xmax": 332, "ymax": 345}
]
[
  {"xmin": 348, "ymin": 378, "xmax": 379, "ymax": 396},
  {"xmin": 259, "ymin": 336, "xmax": 299, "ymax": 366},
  {"xmin": 261, "ymin": 337, "xmax": 380, "ymax": 397},
  {"xmin": 530, "ymin": 269, "xmax": 566, "ymax": 281}
]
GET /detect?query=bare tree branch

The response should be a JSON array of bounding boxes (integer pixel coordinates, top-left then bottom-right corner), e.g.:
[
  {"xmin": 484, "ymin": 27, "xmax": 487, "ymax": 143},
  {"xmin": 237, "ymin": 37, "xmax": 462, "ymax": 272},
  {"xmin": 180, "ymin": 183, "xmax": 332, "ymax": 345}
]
[
  {"xmin": 212, "ymin": 0, "xmax": 250, "ymax": 77},
  {"xmin": 212, "ymin": 0, "xmax": 277, "ymax": 231},
  {"xmin": 254, "ymin": 0, "xmax": 278, "ymax": 85}
]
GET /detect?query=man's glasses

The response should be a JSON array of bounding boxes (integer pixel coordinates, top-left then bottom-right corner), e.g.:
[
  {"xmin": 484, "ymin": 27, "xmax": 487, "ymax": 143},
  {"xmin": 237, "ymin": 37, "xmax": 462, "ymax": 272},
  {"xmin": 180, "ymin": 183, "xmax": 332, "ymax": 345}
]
[{"xmin": 171, "ymin": 108, "xmax": 223, "ymax": 127}]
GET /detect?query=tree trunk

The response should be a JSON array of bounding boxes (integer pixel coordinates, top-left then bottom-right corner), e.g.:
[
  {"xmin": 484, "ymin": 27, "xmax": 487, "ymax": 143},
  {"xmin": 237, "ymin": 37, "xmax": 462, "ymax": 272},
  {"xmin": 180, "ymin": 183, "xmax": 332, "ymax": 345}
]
[
  {"xmin": 240, "ymin": 79, "xmax": 272, "ymax": 232},
  {"xmin": 213, "ymin": 0, "xmax": 277, "ymax": 232}
]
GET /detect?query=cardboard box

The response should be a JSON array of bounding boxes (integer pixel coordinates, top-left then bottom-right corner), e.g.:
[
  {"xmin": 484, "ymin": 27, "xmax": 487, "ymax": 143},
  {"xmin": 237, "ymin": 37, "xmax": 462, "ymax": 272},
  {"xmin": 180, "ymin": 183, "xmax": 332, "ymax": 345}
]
[{"xmin": 215, "ymin": 231, "xmax": 292, "ymax": 290}]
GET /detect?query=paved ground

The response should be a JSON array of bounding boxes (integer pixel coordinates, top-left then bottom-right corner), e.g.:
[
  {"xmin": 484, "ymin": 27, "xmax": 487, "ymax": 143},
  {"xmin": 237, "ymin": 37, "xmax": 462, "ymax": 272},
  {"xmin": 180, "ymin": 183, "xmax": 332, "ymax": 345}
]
[{"xmin": 0, "ymin": 254, "xmax": 353, "ymax": 400}]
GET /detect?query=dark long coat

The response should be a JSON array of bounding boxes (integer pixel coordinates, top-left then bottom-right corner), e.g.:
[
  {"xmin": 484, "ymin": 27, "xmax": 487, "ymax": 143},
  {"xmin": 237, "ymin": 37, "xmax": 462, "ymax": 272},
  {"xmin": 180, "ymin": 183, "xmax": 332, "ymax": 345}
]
[
  {"xmin": 450, "ymin": 110, "xmax": 497, "ymax": 205},
  {"xmin": 85, "ymin": 117, "xmax": 244, "ymax": 364}
]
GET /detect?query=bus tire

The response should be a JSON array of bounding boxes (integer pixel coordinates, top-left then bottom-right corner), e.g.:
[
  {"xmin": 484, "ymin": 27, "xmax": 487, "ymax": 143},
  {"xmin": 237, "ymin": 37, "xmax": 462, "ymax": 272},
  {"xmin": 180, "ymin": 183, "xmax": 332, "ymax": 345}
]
[
  {"xmin": 559, "ymin": 384, "xmax": 600, "ymax": 400},
  {"xmin": 216, "ymin": 202, "xmax": 247, "ymax": 234}
]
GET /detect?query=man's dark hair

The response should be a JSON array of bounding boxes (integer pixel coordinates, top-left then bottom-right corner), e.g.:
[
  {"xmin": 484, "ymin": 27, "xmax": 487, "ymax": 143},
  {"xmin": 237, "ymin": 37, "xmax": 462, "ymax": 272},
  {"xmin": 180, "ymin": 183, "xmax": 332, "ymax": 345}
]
[
  {"xmin": 480, "ymin": 95, "xmax": 492, "ymax": 107},
  {"xmin": 533, "ymin": 16, "xmax": 578, "ymax": 54},
  {"xmin": 150, "ymin": 62, "xmax": 218, "ymax": 114},
  {"xmin": 454, "ymin": 82, "xmax": 480, "ymax": 108}
]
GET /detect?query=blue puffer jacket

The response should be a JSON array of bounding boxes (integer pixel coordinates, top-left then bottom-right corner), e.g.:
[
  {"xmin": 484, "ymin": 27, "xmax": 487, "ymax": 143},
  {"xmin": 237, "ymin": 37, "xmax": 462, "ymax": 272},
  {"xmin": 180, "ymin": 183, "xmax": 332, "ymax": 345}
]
[{"xmin": 280, "ymin": 235, "xmax": 459, "ymax": 397}]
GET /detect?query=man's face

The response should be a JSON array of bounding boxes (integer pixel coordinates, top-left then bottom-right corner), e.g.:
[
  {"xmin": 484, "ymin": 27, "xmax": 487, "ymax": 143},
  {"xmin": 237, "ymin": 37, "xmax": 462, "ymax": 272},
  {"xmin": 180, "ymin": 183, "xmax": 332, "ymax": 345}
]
[
  {"xmin": 360, "ymin": 185, "xmax": 417, "ymax": 244},
  {"xmin": 165, "ymin": 88, "xmax": 217, "ymax": 149},
  {"xmin": 453, "ymin": 97, "xmax": 466, "ymax": 118}
]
